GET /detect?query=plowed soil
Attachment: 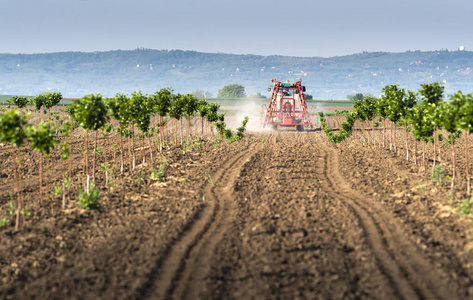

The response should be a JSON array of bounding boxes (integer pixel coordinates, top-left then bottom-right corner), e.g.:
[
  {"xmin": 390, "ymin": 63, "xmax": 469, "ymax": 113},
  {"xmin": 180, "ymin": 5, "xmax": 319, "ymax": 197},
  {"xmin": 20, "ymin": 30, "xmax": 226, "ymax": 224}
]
[{"xmin": 2, "ymin": 127, "xmax": 473, "ymax": 299}]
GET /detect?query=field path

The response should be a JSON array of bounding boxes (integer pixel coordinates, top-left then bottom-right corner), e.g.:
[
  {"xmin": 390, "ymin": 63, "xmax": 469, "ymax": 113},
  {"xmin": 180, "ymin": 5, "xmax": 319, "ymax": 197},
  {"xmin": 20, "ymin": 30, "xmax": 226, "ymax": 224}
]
[
  {"xmin": 140, "ymin": 139, "xmax": 264, "ymax": 299},
  {"xmin": 200, "ymin": 132, "xmax": 462, "ymax": 299},
  {"xmin": 3, "ymin": 130, "xmax": 473, "ymax": 299}
]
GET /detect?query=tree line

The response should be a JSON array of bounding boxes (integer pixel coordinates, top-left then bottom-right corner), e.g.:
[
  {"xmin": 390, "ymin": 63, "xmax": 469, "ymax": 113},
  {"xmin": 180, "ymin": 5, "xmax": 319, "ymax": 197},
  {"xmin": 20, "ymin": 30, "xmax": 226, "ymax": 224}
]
[
  {"xmin": 319, "ymin": 82, "xmax": 473, "ymax": 197},
  {"xmin": 0, "ymin": 89, "xmax": 249, "ymax": 230}
]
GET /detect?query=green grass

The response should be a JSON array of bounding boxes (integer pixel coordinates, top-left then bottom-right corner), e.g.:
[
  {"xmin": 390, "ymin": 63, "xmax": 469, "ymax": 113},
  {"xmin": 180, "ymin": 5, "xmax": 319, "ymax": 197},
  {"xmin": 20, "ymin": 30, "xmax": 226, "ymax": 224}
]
[
  {"xmin": 459, "ymin": 197, "xmax": 473, "ymax": 215},
  {"xmin": 431, "ymin": 165, "xmax": 447, "ymax": 184},
  {"xmin": 309, "ymin": 101, "xmax": 353, "ymax": 108},
  {"xmin": 208, "ymin": 99, "xmax": 353, "ymax": 107}
]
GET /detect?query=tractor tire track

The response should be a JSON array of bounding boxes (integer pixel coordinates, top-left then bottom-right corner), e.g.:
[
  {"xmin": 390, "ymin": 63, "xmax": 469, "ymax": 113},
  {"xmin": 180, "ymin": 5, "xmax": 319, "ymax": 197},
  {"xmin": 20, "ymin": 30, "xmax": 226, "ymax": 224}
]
[
  {"xmin": 315, "ymin": 140, "xmax": 457, "ymax": 300},
  {"xmin": 140, "ymin": 139, "xmax": 265, "ymax": 300},
  {"xmin": 203, "ymin": 132, "xmax": 396, "ymax": 299}
]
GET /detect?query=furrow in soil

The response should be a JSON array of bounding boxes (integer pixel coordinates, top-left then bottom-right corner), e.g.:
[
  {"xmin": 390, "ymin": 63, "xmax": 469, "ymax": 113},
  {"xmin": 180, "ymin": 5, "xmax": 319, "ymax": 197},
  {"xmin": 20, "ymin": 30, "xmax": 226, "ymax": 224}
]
[
  {"xmin": 316, "ymin": 141, "xmax": 457, "ymax": 300},
  {"xmin": 202, "ymin": 132, "xmax": 396, "ymax": 299},
  {"xmin": 141, "ymin": 142, "xmax": 262, "ymax": 299}
]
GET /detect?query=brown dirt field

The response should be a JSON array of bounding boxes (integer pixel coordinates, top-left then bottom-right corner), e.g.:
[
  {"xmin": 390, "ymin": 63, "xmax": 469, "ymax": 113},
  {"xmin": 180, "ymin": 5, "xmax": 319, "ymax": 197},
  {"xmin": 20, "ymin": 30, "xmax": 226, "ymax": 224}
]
[{"xmin": 2, "ymin": 115, "xmax": 473, "ymax": 299}]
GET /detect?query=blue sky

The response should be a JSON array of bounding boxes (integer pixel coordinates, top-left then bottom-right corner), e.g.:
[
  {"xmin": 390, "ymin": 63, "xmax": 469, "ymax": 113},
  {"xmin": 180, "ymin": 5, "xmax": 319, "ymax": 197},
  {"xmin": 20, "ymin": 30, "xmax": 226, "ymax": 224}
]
[{"xmin": 2, "ymin": 0, "xmax": 472, "ymax": 57}]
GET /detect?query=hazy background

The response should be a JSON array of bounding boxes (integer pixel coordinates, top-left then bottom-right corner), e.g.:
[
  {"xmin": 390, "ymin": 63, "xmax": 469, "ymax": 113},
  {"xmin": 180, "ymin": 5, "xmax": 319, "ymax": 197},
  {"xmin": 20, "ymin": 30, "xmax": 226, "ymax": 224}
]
[{"xmin": 2, "ymin": 0, "xmax": 472, "ymax": 57}]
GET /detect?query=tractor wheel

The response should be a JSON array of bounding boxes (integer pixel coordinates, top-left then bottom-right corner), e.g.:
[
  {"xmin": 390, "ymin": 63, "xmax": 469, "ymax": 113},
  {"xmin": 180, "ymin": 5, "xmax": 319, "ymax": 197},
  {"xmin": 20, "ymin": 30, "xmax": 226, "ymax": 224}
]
[
  {"xmin": 271, "ymin": 125, "xmax": 278, "ymax": 130},
  {"xmin": 296, "ymin": 125, "xmax": 304, "ymax": 131}
]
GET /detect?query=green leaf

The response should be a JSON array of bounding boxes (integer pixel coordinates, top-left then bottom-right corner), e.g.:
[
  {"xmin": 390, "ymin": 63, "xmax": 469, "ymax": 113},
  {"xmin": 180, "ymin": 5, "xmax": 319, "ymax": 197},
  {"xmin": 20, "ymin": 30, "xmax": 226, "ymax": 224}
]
[
  {"xmin": 0, "ymin": 109, "xmax": 29, "ymax": 148},
  {"xmin": 27, "ymin": 121, "xmax": 57, "ymax": 156},
  {"xmin": 71, "ymin": 94, "xmax": 109, "ymax": 132}
]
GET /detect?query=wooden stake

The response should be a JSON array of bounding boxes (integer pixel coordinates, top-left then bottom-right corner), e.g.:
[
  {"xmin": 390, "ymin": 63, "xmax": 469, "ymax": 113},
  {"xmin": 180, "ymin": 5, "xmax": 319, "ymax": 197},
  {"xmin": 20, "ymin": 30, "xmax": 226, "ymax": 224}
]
[
  {"xmin": 39, "ymin": 155, "xmax": 43, "ymax": 207},
  {"xmin": 452, "ymin": 134, "xmax": 456, "ymax": 197},
  {"xmin": 93, "ymin": 130, "xmax": 97, "ymax": 181},
  {"xmin": 433, "ymin": 130, "xmax": 437, "ymax": 169},
  {"xmin": 13, "ymin": 149, "xmax": 22, "ymax": 231},
  {"xmin": 465, "ymin": 130, "xmax": 470, "ymax": 195}
]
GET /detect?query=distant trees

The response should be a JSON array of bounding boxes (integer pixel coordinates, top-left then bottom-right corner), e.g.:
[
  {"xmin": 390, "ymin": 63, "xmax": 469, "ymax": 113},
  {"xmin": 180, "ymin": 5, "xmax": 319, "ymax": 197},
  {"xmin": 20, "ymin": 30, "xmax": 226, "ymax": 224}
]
[
  {"xmin": 304, "ymin": 94, "xmax": 313, "ymax": 100},
  {"xmin": 217, "ymin": 84, "xmax": 246, "ymax": 99},
  {"xmin": 193, "ymin": 90, "xmax": 205, "ymax": 99},
  {"xmin": 192, "ymin": 90, "xmax": 213, "ymax": 99},
  {"xmin": 347, "ymin": 93, "xmax": 364, "ymax": 101},
  {"xmin": 248, "ymin": 92, "xmax": 267, "ymax": 100}
]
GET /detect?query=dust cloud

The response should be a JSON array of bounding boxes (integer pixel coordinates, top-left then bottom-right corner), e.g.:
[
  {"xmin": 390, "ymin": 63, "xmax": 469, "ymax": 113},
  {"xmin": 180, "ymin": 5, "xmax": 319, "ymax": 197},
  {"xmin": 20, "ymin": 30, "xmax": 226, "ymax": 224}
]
[
  {"xmin": 225, "ymin": 100, "xmax": 322, "ymax": 133},
  {"xmin": 230, "ymin": 101, "xmax": 272, "ymax": 133}
]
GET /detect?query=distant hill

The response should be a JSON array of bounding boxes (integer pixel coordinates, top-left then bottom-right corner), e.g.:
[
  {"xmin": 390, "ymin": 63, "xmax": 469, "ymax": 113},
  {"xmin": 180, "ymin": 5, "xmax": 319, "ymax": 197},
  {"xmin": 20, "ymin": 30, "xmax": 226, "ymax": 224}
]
[{"xmin": 0, "ymin": 48, "xmax": 472, "ymax": 99}]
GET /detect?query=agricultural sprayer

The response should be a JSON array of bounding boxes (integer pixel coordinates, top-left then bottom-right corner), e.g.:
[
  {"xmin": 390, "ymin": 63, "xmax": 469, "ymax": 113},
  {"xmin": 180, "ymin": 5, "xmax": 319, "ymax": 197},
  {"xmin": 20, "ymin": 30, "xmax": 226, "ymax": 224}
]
[{"xmin": 262, "ymin": 79, "xmax": 316, "ymax": 131}]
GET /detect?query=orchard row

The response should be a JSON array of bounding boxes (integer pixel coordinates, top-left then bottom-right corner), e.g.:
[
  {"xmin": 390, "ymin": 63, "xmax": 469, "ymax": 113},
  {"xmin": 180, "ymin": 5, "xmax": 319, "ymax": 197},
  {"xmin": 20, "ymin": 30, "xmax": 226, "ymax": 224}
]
[
  {"xmin": 320, "ymin": 82, "xmax": 473, "ymax": 196},
  {"xmin": 0, "ymin": 89, "xmax": 249, "ymax": 230}
]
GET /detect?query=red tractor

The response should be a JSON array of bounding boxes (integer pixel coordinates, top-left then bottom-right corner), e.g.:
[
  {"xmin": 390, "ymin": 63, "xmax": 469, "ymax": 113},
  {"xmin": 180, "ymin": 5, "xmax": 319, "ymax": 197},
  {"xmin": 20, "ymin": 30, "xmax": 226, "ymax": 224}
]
[{"xmin": 262, "ymin": 79, "xmax": 315, "ymax": 131}]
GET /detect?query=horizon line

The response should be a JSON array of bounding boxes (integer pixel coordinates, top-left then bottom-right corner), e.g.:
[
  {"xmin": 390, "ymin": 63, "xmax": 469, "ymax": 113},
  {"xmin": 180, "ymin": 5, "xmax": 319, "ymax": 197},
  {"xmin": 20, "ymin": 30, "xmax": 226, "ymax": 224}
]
[{"xmin": 0, "ymin": 47, "xmax": 470, "ymax": 59}]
